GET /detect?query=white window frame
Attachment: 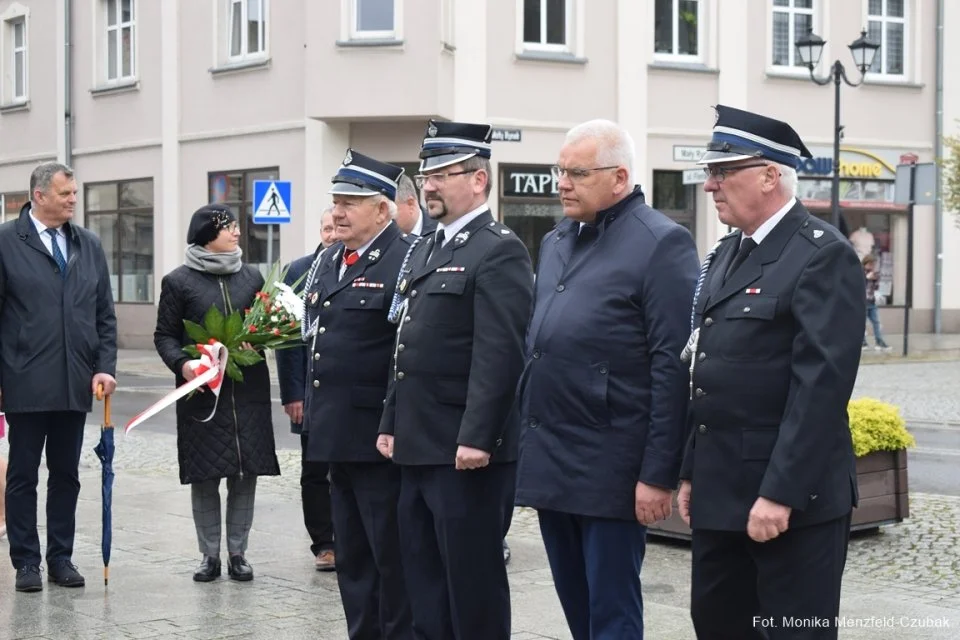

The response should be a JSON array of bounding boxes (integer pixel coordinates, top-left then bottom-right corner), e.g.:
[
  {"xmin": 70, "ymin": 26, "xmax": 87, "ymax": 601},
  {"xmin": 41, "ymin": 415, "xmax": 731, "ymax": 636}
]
[
  {"xmin": 768, "ymin": 0, "xmax": 818, "ymax": 71},
  {"xmin": 228, "ymin": 0, "xmax": 269, "ymax": 61},
  {"xmin": 342, "ymin": 0, "xmax": 403, "ymax": 42},
  {"xmin": 519, "ymin": 0, "xmax": 572, "ymax": 53},
  {"xmin": 104, "ymin": 0, "xmax": 136, "ymax": 83},
  {"xmin": 653, "ymin": 0, "xmax": 705, "ymax": 63},
  {"xmin": 864, "ymin": 0, "xmax": 908, "ymax": 80},
  {"xmin": 0, "ymin": 3, "xmax": 29, "ymax": 105}
]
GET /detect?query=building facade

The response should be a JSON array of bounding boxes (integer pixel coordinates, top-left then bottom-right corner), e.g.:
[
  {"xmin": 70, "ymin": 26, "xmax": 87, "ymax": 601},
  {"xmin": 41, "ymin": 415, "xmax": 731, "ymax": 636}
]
[{"xmin": 0, "ymin": 0, "xmax": 957, "ymax": 346}]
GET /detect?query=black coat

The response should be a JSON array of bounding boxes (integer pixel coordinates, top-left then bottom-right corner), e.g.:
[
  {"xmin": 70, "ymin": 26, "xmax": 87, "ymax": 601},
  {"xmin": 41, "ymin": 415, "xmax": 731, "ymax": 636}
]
[
  {"xmin": 154, "ymin": 263, "xmax": 281, "ymax": 484},
  {"xmin": 515, "ymin": 188, "xmax": 700, "ymax": 521},
  {"xmin": 302, "ymin": 223, "xmax": 411, "ymax": 462},
  {"xmin": 0, "ymin": 205, "xmax": 117, "ymax": 413},
  {"xmin": 275, "ymin": 249, "xmax": 322, "ymax": 435},
  {"xmin": 679, "ymin": 201, "xmax": 865, "ymax": 531},
  {"xmin": 379, "ymin": 211, "xmax": 534, "ymax": 465}
]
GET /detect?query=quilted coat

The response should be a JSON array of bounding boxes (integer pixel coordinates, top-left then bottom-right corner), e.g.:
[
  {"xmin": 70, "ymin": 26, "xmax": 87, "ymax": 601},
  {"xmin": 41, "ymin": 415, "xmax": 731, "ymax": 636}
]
[{"xmin": 154, "ymin": 263, "xmax": 280, "ymax": 485}]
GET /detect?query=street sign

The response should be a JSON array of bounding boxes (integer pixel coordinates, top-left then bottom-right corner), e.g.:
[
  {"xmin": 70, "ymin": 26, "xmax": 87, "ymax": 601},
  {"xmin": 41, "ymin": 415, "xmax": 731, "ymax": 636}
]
[
  {"xmin": 252, "ymin": 180, "xmax": 292, "ymax": 224},
  {"xmin": 673, "ymin": 145, "xmax": 706, "ymax": 162},
  {"xmin": 491, "ymin": 128, "xmax": 522, "ymax": 142},
  {"xmin": 894, "ymin": 163, "xmax": 936, "ymax": 206},
  {"xmin": 682, "ymin": 168, "xmax": 706, "ymax": 185}
]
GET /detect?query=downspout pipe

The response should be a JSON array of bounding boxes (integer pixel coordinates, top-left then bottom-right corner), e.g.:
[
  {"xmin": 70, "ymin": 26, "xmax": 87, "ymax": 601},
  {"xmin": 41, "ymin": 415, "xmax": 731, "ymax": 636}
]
[
  {"xmin": 65, "ymin": 0, "xmax": 73, "ymax": 168},
  {"xmin": 934, "ymin": 0, "xmax": 944, "ymax": 333}
]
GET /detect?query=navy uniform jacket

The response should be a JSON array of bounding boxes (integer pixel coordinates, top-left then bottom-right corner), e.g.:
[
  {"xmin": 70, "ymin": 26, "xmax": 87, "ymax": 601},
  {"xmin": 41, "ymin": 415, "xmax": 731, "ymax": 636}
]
[
  {"xmin": 302, "ymin": 222, "xmax": 411, "ymax": 463},
  {"xmin": 276, "ymin": 249, "xmax": 321, "ymax": 435},
  {"xmin": 679, "ymin": 201, "xmax": 865, "ymax": 531},
  {"xmin": 514, "ymin": 187, "xmax": 699, "ymax": 521},
  {"xmin": 378, "ymin": 210, "xmax": 534, "ymax": 465}
]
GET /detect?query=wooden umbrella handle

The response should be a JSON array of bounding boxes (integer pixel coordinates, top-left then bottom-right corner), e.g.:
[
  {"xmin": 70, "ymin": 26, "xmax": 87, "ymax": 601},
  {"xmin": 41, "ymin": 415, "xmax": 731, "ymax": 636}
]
[{"xmin": 96, "ymin": 383, "xmax": 113, "ymax": 427}]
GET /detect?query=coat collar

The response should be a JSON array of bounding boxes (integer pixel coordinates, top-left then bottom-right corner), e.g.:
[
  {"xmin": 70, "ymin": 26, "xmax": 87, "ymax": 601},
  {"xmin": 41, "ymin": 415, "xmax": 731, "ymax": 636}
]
[
  {"xmin": 410, "ymin": 209, "xmax": 494, "ymax": 282},
  {"xmin": 703, "ymin": 201, "xmax": 808, "ymax": 311}
]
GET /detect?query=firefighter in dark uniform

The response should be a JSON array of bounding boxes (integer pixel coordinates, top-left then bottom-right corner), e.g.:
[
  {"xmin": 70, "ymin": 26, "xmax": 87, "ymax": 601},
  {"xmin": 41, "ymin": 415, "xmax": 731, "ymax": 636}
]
[
  {"xmin": 676, "ymin": 106, "xmax": 866, "ymax": 639},
  {"xmin": 377, "ymin": 120, "xmax": 534, "ymax": 640},
  {"xmin": 301, "ymin": 149, "xmax": 414, "ymax": 640}
]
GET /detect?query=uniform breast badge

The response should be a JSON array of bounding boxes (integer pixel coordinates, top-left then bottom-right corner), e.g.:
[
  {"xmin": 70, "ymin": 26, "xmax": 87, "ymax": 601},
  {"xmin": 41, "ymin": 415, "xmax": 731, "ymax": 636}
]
[
  {"xmin": 454, "ymin": 231, "xmax": 470, "ymax": 244},
  {"xmin": 368, "ymin": 249, "xmax": 381, "ymax": 262}
]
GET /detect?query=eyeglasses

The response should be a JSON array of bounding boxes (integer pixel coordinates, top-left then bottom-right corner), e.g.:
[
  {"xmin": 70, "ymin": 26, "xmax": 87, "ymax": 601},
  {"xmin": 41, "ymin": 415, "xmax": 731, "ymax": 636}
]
[
  {"xmin": 550, "ymin": 165, "xmax": 619, "ymax": 181},
  {"xmin": 414, "ymin": 169, "xmax": 479, "ymax": 189},
  {"xmin": 703, "ymin": 163, "xmax": 771, "ymax": 183},
  {"xmin": 220, "ymin": 222, "xmax": 240, "ymax": 233}
]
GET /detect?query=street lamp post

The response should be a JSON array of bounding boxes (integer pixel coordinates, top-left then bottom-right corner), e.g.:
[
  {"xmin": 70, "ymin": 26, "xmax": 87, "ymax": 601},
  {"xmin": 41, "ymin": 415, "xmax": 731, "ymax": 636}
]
[{"xmin": 795, "ymin": 29, "xmax": 880, "ymax": 231}]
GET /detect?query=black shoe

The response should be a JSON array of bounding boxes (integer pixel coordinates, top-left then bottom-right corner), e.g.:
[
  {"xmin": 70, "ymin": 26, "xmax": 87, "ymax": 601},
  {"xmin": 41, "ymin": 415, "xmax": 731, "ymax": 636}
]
[
  {"xmin": 15, "ymin": 565, "xmax": 43, "ymax": 593},
  {"xmin": 503, "ymin": 540, "xmax": 512, "ymax": 565},
  {"xmin": 193, "ymin": 556, "xmax": 221, "ymax": 582},
  {"xmin": 48, "ymin": 560, "xmax": 85, "ymax": 588},
  {"xmin": 227, "ymin": 555, "xmax": 254, "ymax": 581}
]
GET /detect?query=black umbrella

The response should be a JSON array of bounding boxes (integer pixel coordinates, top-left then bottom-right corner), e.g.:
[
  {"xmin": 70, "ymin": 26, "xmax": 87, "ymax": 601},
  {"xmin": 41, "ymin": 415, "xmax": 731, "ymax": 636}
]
[{"xmin": 93, "ymin": 384, "xmax": 115, "ymax": 586}]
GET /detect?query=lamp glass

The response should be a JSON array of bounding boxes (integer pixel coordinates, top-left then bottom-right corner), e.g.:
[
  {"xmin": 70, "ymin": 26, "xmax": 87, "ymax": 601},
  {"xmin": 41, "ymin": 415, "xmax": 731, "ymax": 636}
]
[
  {"xmin": 795, "ymin": 31, "xmax": 825, "ymax": 68},
  {"xmin": 849, "ymin": 29, "xmax": 880, "ymax": 73}
]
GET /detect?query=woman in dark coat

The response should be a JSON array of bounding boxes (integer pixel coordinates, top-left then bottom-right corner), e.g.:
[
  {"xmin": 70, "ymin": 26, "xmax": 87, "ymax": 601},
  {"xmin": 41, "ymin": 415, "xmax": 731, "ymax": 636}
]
[{"xmin": 154, "ymin": 205, "xmax": 280, "ymax": 582}]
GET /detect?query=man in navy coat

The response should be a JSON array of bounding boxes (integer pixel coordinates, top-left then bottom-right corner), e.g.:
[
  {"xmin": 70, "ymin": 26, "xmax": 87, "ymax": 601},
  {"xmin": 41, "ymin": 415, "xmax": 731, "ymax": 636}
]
[
  {"xmin": 301, "ymin": 150, "xmax": 414, "ymax": 639},
  {"xmin": 378, "ymin": 120, "xmax": 534, "ymax": 640},
  {"xmin": 515, "ymin": 120, "xmax": 699, "ymax": 639},
  {"xmin": 0, "ymin": 162, "xmax": 118, "ymax": 592},
  {"xmin": 677, "ymin": 106, "xmax": 864, "ymax": 639},
  {"xmin": 276, "ymin": 207, "xmax": 337, "ymax": 572}
]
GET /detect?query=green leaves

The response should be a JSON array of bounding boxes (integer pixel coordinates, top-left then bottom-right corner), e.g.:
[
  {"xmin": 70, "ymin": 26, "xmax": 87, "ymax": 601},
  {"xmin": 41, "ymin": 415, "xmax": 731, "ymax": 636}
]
[
  {"xmin": 203, "ymin": 305, "xmax": 226, "ymax": 339},
  {"xmin": 229, "ymin": 348, "xmax": 264, "ymax": 367},
  {"xmin": 224, "ymin": 310, "xmax": 244, "ymax": 339},
  {"xmin": 184, "ymin": 320, "xmax": 210, "ymax": 345}
]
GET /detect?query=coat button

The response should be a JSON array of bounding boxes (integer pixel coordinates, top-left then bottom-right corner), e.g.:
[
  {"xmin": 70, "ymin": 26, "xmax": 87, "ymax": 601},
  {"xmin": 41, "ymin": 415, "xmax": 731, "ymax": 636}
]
[
  {"xmin": 404, "ymin": 316, "xmax": 412, "ymax": 323},
  {"xmin": 529, "ymin": 419, "xmax": 540, "ymax": 429},
  {"xmin": 698, "ymin": 352, "xmax": 706, "ymax": 362},
  {"xmin": 556, "ymin": 284, "xmax": 565, "ymax": 292},
  {"xmin": 496, "ymin": 438, "xmax": 503, "ymax": 447},
  {"xmin": 360, "ymin": 299, "xmax": 366, "ymax": 305},
  {"xmin": 323, "ymin": 301, "xmax": 331, "ymax": 308},
  {"xmin": 411, "ymin": 290, "xmax": 418, "ymax": 297},
  {"xmin": 314, "ymin": 353, "xmax": 320, "ymax": 361},
  {"xmin": 743, "ymin": 306, "xmax": 751, "ymax": 313},
  {"xmin": 397, "ymin": 372, "xmax": 405, "ymax": 380},
  {"xmin": 319, "ymin": 327, "xmax": 326, "ymax": 334},
  {"xmin": 698, "ymin": 424, "xmax": 707, "ymax": 434},
  {"xmin": 532, "ymin": 349, "xmax": 541, "ymax": 359},
  {"xmin": 313, "ymin": 380, "xmax": 320, "ymax": 388},
  {"xmin": 398, "ymin": 344, "xmax": 405, "ymax": 352},
  {"xmin": 704, "ymin": 317, "xmax": 714, "ymax": 326},
  {"xmin": 599, "ymin": 365, "xmax": 608, "ymax": 374},
  {"xmin": 440, "ymin": 283, "xmax": 446, "ymax": 289},
  {"xmin": 810, "ymin": 494, "xmax": 818, "ymax": 501},
  {"xmin": 695, "ymin": 388, "xmax": 704, "ymax": 398}
]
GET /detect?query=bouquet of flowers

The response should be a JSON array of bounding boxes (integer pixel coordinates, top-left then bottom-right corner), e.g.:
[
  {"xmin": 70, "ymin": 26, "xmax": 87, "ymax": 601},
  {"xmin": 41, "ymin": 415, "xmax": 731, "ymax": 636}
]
[{"xmin": 182, "ymin": 263, "xmax": 305, "ymax": 383}]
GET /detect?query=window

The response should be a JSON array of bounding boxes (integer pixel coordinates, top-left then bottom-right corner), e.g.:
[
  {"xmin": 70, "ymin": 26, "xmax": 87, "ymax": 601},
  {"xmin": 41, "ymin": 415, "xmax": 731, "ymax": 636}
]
[
  {"xmin": 85, "ymin": 179, "xmax": 154, "ymax": 303},
  {"xmin": 522, "ymin": 0, "xmax": 568, "ymax": 50},
  {"xmin": 654, "ymin": 0, "xmax": 701, "ymax": 60},
  {"xmin": 1, "ymin": 191, "xmax": 28, "ymax": 223},
  {"xmin": 771, "ymin": 0, "xmax": 814, "ymax": 68},
  {"xmin": 208, "ymin": 168, "xmax": 280, "ymax": 272},
  {"xmin": 229, "ymin": 0, "xmax": 267, "ymax": 59},
  {"xmin": 104, "ymin": 0, "xmax": 135, "ymax": 82},
  {"xmin": 867, "ymin": 0, "xmax": 906, "ymax": 76},
  {"xmin": 1, "ymin": 6, "xmax": 28, "ymax": 105},
  {"xmin": 349, "ymin": 0, "xmax": 398, "ymax": 39},
  {"xmin": 653, "ymin": 171, "xmax": 697, "ymax": 240}
]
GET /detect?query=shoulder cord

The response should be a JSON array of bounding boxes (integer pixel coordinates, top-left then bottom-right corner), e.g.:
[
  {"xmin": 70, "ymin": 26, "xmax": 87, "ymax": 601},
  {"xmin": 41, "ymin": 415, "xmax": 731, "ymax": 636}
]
[
  {"xmin": 387, "ymin": 236, "xmax": 424, "ymax": 324},
  {"xmin": 300, "ymin": 246, "xmax": 329, "ymax": 342}
]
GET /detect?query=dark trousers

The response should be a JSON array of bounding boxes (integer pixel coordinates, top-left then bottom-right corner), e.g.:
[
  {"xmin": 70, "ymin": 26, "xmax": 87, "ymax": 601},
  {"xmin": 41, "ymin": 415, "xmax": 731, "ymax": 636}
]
[
  {"xmin": 398, "ymin": 463, "xmax": 515, "ymax": 640},
  {"xmin": 301, "ymin": 432, "xmax": 334, "ymax": 554},
  {"xmin": 330, "ymin": 461, "xmax": 413, "ymax": 640},
  {"xmin": 538, "ymin": 510, "xmax": 647, "ymax": 640},
  {"xmin": 5, "ymin": 411, "xmax": 87, "ymax": 569},
  {"xmin": 691, "ymin": 514, "xmax": 852, "ymax": 640}
]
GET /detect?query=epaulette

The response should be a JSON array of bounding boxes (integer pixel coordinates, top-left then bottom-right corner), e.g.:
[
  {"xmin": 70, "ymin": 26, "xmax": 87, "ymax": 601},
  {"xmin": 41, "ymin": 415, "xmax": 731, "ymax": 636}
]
[
  {"xmin": 398, "ymin": 232, "xmax": 415, "ymax": 246},
  {"xmin": 482, "ymin": 220, "xmax": 515, "ymax": 238},
  {"xmin": 797, "ymin": 217, "xmax": 837, "ymax": 247}
]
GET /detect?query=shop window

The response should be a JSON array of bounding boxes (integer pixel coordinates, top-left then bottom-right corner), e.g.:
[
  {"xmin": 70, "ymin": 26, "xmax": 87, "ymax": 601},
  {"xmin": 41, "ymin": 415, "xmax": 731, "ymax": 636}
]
[
  {"xmin": 85, "ymin": 179, "xmax": 154, "ymax": 303},
  {"xmin": 208, "ymin": 167, "xmax": 280, "ymax": 273},
  {"xmin": 500, "ymin": 164, "xmax": 564, "ymax": 269},
  {"xmin": 1, "ymin": 190, "xmax": 28, "ymax": 223},
  {"xmin": 652, "ymin": 171, "xmax": 697, "ymax": 240}
]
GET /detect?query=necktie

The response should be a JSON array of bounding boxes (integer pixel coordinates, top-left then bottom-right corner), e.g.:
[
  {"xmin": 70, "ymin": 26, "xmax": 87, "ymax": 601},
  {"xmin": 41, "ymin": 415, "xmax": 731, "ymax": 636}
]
[
  {"xmin": 343, "ymin": 249, "xmax": 359, "ymax": 267},
  {"xmin": 724, "ymin": 237, "xmax": 757, "ymax": 283},
  {"xmin": 429, "ymin": 229, "xmax": 446, "ymax": 261},
  {"xmin": 46, "ymin": 228, "xmax": 67, "ymax": 278}
]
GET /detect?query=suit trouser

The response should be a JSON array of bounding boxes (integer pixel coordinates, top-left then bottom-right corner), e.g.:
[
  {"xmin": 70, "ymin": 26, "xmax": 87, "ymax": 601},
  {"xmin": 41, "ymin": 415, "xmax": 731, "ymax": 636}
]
[
  {"xmin": 538, "ymin": 510, "xmax": 647, "ymax": 640},
  {"xmin": 330, "ymin": 461, "xmax": 412, "ymax": 640},
  {"xmin": 300, "ymin": 432, "xmax": 335, "ymax": 555},
  {"xmin": 691, "ymin": 514, "xmax": 852, "ymax": 640},
  {"xmin": 5, "ymin": 411, "xmax": 86, "ymax": 569},
  {"xmin": 398, "ymin": 463, "xmax": 515, "ymax": 640},
  {"xmin": 191, "ymin": 475, "xmax": 258, "ymax": 557}
]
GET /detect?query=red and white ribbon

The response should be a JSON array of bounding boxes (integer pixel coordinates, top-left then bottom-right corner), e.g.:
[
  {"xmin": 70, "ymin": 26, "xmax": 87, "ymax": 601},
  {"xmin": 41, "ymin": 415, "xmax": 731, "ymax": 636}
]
[{"xmin": 125, "ymin": 342, "xmax": 229, "ymax": 434}]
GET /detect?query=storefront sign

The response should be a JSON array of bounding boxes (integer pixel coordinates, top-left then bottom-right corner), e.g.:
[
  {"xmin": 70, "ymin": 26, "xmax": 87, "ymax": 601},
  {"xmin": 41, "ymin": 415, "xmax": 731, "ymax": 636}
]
[
  {"xmin": 674, "ymin": 146, "xmax": 706, "ymax": 162},
  {"xmin": 491, "ymin": 128, "xmax": 522, "ymax": 142},
  {"xmin": 502, "ymin": 165, "xmax": 558, "ymax": 198},
  {"xmin": 798, "ymin": 148, "xmax": 898, "ymax": 180}
]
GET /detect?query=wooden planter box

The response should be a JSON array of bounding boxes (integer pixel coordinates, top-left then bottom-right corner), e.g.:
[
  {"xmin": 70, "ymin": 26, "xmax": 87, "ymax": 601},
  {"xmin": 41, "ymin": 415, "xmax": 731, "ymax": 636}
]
[{"xmin": 648, "ymin": 449, "xmax": 910, "ymax": 541}]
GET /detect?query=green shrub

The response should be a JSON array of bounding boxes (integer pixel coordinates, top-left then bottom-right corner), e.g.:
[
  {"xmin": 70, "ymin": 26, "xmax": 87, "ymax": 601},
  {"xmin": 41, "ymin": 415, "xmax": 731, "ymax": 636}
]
[{"xmin": 847, "ymin": 398, "xmax": 917, "ymax": 457}]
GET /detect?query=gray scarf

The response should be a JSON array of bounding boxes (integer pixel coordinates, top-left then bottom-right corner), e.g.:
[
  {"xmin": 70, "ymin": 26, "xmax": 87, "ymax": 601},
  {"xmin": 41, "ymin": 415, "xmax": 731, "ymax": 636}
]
[{"xmin": 184, "ymin": 245, "xmax": 243, "ymax": 275}]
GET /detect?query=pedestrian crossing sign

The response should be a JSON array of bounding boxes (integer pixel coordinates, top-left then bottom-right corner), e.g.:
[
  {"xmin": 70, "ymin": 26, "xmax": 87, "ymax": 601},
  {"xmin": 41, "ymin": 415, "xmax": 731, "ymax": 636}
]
[{"xmin": 252, "ymin": 180, "xmax": 292, "ymax": 224}]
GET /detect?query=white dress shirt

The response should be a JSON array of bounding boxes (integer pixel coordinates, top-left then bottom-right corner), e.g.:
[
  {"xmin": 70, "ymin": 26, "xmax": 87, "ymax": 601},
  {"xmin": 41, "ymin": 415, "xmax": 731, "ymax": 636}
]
[
  {"xmin": 339, "ymin": 222, "xmax": 392, "ymax": 281},
  {"xmin": 29, "ymin": 209, "xmax": 68, "ymax": 261},
  {"xmin": 746, "ymin": 197, "xmax": 796, "ymax": 246},
  {"xmin": 436, "ymin": 204, "xmax": 488, "ymax": 247}
]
